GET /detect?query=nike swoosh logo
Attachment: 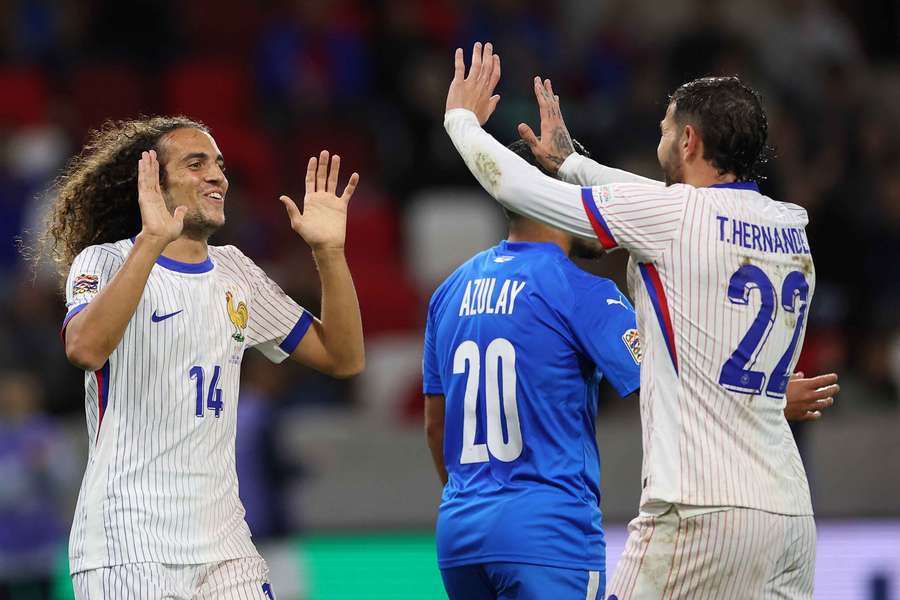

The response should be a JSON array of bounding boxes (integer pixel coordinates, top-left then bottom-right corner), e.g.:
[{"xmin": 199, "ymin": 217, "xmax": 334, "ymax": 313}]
[{"xmin": 151, "ymin": 309, "xmax": 183, "ymax": 323}]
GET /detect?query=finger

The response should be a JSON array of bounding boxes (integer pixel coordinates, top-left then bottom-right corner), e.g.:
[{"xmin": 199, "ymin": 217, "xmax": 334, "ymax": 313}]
[
  {"xmin": 479, "ymin": 42, "xmax": 493, "ymax": 82},
  {"xmin": 518, "ymin": 123, "xmax": 539, "ymax": 148},
  {"xmin": 803, "ymin": 372, "xmax": 839, "ymax": 388},
  {"xmin": 800, "ymin": 411, "xmax": 822, "ymax": 422},
  {"xmin": 341, "ymin": 172, "xmax": 360, "ymax": 203},
  {"xmin": 149, "ymin": 150, "xmax": 161, "ymax": 191},
  {"xmin": 792, "ymin": 371, "xmax": 804, "ymax": 380},
  {"xmin": 137, "ymin": 152, "xmax": 148, "ymax": 192},
  {"xmin": 487, "ymin": 95, "xmax": 500, "ymax": 117},
  {"xmin": 533, "ymin": 76, "xmax": 548, "ymax": 113},
  {"xmin": 172, "ymin": 205, "xmax": 187, "ymax": 225},
  {"xmin": 469, "ymin": 42, "xmax": 483, "ymax": 80},
  {"xmin": 813, "ymin": 397, "xmax": 834, "ymax": 410},
  {"xmin": 279, "ymin": 194, "xmax": 302, "ymax": 221},
  {"xmin": 488, "ymin": 54, "xmax": 501, "ymax": 92},
  {"xmin": 316, "ymin": 150, "xmax": 329, "ymax": 191},
  {"xmin": 453, "ymin": 48, "xmax": 465, "ymax": 81},
  {"xmin": 799, "ymin": 382, "xmax": 840, "ymax": 402},
  {"xmin": 305, "ymin": 157, "xmax": 316, "ymax": 195},
  {"xmin": 327, "ymin": 154, "xmax": 341, "ymax": 194}
]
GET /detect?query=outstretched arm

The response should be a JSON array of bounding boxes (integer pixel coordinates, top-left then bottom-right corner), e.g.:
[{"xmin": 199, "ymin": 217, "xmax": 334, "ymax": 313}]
[
  {"xmin": 445, "ymin": 43, "xmax": 598, "ymax": 239},
  {"xmin": 64, "ymin": 150, "xmax": 186, "ymax": 371},
  {"xmin": 282, "ymin": 151, "xmax": 365, "ymax": 378}
]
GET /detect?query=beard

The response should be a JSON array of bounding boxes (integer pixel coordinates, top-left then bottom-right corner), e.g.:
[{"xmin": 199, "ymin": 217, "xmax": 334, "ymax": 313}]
[
  {"xmin": 661, "ymin": 142, "xmax": 684, "ymax": 186},
  {"xmin": 569, "ymin": 237, "xmax": 605, "ymax": 260},
  {"xmin": 180, "ymin": 209, "xmax": 224, "ymax": 241}
]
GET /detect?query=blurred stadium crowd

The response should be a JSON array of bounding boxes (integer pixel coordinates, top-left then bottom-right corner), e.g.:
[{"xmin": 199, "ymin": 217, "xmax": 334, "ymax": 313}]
[{"xmin": 0, "ymin": 0, "xmax": 898, "ymax": 595}]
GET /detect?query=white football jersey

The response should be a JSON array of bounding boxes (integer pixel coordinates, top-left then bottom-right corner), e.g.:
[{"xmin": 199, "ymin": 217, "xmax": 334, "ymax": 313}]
[
  {"xmin": 62, "ymin": 239, "xmax": 312, "ymax": 573},
  {"xmin": 445, "ymin": 109, "xmax": 814, "ymax": 515}
]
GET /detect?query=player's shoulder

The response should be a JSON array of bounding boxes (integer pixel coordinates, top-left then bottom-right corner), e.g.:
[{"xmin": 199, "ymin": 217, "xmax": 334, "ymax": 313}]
[
  {"xmin": 696, "ymin": 186, "xmax": 809, "ymax": 225},
  {"xmin": 209, "ymin": 243, "xmax": 249, "ymax": 264},
  {"xmin": 72, "ymin": 239, "xmax": 129, "ymax": 264},
  {"xmin": 428, "ymin": 248, "xmax": 493, "ymax": 310},
  {"xmin": 554, "ymin": 255, "xmax": 620, "ymax": 296}
]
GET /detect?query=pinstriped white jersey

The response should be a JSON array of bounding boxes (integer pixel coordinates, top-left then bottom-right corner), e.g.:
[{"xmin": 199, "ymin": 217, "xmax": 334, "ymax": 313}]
[
  {"xmin": 445, "ymin": 109, "xmax": 814, "ymax": 516},
  {"xmin": 62, "ymin": 239, "xmax": 312, "ymax": 573}
]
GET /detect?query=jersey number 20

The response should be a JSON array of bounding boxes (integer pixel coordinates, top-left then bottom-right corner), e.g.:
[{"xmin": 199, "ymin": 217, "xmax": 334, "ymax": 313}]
[{"xmin": 453, "ymin": 338, "xmax": 523, "ymax": 464}]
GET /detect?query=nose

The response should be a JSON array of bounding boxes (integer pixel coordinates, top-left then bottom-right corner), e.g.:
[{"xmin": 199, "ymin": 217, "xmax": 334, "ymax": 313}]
[{"xmin": 206, "ymin": 163, "xmax": 228, "ymax": 188}]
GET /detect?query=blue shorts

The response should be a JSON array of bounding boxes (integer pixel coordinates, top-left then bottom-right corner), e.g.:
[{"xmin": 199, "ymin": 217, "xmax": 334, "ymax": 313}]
[{"xmin": 440, "ymin": 562, "xmax": 604, "ymax": 600}]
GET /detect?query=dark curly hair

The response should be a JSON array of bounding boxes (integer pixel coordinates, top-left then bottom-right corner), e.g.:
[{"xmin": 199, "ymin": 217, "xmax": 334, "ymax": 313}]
[
  {"xmin": 669, "ymin": 76, "xmax": 771, "ymax": 181},
  {"xmin": 40, "ymin": 116, "xmax": 208, "ymax": 278}
]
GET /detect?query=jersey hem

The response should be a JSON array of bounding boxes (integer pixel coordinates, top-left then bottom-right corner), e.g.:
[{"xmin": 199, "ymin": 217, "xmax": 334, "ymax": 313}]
[
  {"xmin": 69, "ymin": 547, "xmax": 262, "ymax": 575},
  {"xmin": 437, "ymin": 553, "xmax": 603, "ymax": 572},
  {"xmin": 640, "ymin": 496, "xmax": 814, "ymax": 517}
]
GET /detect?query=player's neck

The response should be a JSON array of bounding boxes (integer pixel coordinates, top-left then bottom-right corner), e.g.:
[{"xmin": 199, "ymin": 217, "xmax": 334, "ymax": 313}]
[
  {"xmin": 161, "ymin": 236, "xmax": 210, "ymax": 264},
  {"xmin": 684, "ymin": 162, "xmax": 737, "ymax": 188},
  {"xmin": 507, "ymin": 220, "xmax": 570, "ymax": 254}
]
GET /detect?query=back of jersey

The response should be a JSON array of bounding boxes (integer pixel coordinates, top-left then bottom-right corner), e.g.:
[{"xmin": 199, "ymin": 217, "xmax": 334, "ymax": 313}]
[
  {"xmin": 423, "ymin": 240, "xmax": 640, "ymax": 572},
  {"xmin": 585, "ymin": 181, "xmax": 816, "ymax": 514}
]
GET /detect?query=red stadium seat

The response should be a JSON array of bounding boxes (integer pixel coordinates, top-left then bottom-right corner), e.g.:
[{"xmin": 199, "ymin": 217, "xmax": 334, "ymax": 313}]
[
  {"xmin": 164, "ymin": 59, "xmax": 253, "ymax": 128},
  {"xmin": 0, "ymin": 68, "xmax": 49, "ymax": 127},
  {"xmin": 70, "ymin": 65, "xmax": 151, "ymax": 133}
]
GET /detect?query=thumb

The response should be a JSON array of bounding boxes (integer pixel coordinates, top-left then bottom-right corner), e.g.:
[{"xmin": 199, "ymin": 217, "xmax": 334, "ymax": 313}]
[
  {"xmin": 172, "ymin": 205, "xmax": 187, "ymax": 225},
  {"xmin": 518, "ymin": 123, "xmax": 539, "ymax": 148},
  {"xmin": 279, "ymin": 195, "xmax": 302, "ymax": 221}
]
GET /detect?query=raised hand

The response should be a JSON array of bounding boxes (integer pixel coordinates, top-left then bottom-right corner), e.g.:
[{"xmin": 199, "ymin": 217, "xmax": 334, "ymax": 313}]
[
  {"xmin": 136, "ymin": 150, "xmax": 186, "ymax": 248},
  {"xmin": 517, "ymin": 77, "xmax": 575, "ymax": 174},
  {"xmin": 280, "ymin": 150, "xmax": 359, "ymax": 251},
  {"xmin": 446, "ymin": 41, "xmax": 502, "ymax": 126},
  {"xmin": 784, "ymin": 372, "xmax": 839, "ymax": 422}
]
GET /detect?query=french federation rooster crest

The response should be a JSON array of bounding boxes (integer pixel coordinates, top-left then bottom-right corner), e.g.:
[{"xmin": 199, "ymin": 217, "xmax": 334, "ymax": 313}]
[{"xmin": 225, "ymin": 291, "xmax": 248, "ymax": 343}]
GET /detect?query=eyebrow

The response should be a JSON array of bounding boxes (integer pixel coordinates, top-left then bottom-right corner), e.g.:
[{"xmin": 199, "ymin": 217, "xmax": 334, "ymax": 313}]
[{"xmin": 182, "ymin": 151, "xmax": 225, "ymax": 166}]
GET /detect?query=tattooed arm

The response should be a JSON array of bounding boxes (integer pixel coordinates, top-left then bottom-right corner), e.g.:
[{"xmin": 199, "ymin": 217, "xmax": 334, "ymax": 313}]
[{"xmin": 518, "ymin": 77, "xmax": 664, "ymax": 188}]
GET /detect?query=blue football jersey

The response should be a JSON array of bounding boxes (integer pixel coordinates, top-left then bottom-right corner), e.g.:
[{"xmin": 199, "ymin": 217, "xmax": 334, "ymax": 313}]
[{"xmin": 423, "ymin": 240, "xmax": 641, "ymax": 572}]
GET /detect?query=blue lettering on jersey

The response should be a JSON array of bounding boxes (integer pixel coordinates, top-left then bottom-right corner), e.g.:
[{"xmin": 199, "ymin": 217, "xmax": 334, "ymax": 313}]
[
  {"xmin": 423, "ymin": 240, "xmax": 641, "ymax": 573},
  {"xmin": 716, "ymin": 215, "xmax": 810, "ymax": 255}
]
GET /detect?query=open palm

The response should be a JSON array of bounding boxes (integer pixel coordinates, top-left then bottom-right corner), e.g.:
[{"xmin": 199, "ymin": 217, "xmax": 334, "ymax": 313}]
[{"xmin": 280, "ymin": 150, "xmax": 359, "ymax": 251}]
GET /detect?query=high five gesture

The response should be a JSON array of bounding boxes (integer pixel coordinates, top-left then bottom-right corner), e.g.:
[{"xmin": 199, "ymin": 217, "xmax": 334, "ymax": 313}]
[{"xmin": 446, "ymin": 42, "xmax": 502, "ymax": 126}]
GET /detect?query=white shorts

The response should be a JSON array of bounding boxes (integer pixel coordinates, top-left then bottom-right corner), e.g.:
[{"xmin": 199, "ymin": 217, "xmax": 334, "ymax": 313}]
[
  {"xmin": 72, "ymin": 556, "xmax": 275, "ymax": 600},
  {"xmin": 607, "ymin": 504, "xmax": 816, "ymax": 600}
]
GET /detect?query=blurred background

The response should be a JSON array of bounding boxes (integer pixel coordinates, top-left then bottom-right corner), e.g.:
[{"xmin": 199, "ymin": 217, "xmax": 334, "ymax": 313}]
[{"xmin": 0, "ymin": 0, "xmax": 898, "ymax": 598}]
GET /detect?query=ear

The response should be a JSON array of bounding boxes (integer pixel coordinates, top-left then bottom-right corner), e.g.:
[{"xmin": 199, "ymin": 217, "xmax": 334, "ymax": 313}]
[{"xmin": 682, "ymin": 124, "xmax": 702, "ymax": 162}]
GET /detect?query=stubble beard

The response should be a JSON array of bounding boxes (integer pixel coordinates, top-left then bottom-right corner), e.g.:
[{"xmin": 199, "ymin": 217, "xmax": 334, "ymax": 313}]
[{"xmin": 180, "ymin": 208, "xmax": 223, "ymax": 242}]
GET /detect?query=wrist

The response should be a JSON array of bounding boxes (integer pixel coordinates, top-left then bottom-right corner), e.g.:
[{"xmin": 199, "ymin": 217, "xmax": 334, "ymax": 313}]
[
  {"xmin": 311, "ymin": 245, "xmax": 347, "ymax": 261},
  {"xmin": 134, "ymin": 231, "xmax": 169, "ymax": 256}
]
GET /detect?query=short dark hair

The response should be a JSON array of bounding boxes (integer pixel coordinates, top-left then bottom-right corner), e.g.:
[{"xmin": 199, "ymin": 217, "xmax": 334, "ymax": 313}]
[
  {"xmin": 669, "ymin": 76, "xmax": 770, "ymax": 181},
  {"xmin": 504, "ymin": 138, "xmax": 592, "ymax": 222}
]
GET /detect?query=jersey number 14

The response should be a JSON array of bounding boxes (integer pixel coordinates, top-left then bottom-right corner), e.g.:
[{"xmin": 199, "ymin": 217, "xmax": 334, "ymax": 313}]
[{"xmin": 453, "ymin": 338, "xmax": 523, "ymax": 464}]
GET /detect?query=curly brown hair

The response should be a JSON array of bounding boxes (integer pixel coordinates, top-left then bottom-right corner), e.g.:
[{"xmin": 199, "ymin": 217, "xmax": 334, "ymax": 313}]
[{"xmin": 41, "ymin": 116, "xmax": 208, "ymax": 277}]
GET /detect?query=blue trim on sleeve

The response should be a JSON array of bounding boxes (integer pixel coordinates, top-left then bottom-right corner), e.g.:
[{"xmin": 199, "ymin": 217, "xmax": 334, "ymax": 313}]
[
  {"xmin": 62, "ymin": 303, "xmax": 89, "ymax": 331},
  {"xmin": 710, "ymin": 181, "xmax": 759, "ymax": 192},
  {"xmin": 278, "ymin": 312, "xmax": 314, "ymax": 355}
]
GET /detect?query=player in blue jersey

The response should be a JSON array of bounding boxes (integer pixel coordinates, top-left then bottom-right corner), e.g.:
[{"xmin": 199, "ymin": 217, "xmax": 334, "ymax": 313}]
[{"xmin": 423, "ymin": 139, "xmax": 642, "ymax": 600}]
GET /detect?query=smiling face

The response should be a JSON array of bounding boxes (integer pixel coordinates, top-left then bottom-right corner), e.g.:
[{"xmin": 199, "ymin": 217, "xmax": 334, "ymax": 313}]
[{"xmin": 158, "ymin": 127, "xmax": 229, "ymax": 240}]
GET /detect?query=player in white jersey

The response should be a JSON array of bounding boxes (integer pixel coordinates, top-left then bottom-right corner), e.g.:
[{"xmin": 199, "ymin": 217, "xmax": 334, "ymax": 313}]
[
  {"xmin": 44, "ymin": 116, "xmax": 364, "ymax": 599},
  {"xmin": 442, "ymin": 43, "xmax": 839, "ymax": 599}
]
